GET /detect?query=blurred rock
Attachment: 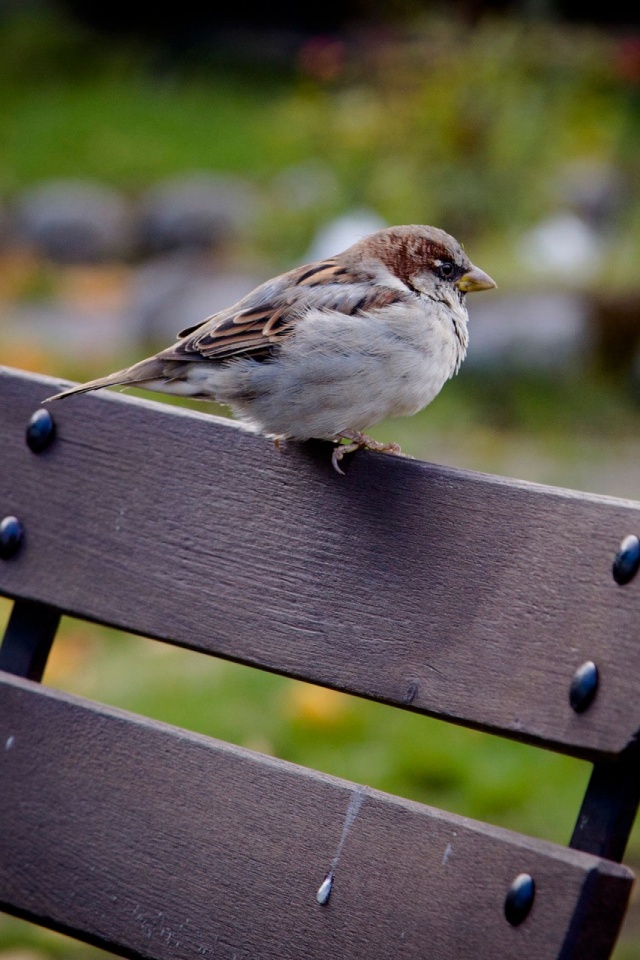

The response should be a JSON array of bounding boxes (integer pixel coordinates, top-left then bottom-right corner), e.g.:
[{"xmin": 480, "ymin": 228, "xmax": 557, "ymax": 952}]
[
  {"xmin": 516, "ymin": 212, "xmax": 602, "ymax": 279},
  {"xmin": 137, "ymin": 172, "xmax": 260, "ymax": 257},
  {"xmin": 304, "ymin": 208, "xmax": 387, "ymax": 261},
  {"xmin": 128, "ymin": 251, "xmax": 262, "ymax": 345},
  {"xmin": 15, "ymin": 179, "xmax": 133, "ymax": 264},
  {"xmin": 4, "ymin": 301, "xmax": 137, "ymax": 358},
  {"xmin": 466, "ymin": 292, "xmax": 591, "ymax": 369}
]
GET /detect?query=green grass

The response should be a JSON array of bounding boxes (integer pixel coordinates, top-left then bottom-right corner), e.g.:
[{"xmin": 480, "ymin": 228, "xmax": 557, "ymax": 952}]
[
  {"xmin": 0, "ymin": 75, "xmax": 296, "ymax": 193},
  {"xmin": 2, "ymin": 9, "xmax": 640, "ymax": 278}
]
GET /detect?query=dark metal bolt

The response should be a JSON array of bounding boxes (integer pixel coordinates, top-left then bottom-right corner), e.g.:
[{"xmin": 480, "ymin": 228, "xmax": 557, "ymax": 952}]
[
  {"xmin": 0, "ymin": 516, "xmax": 24, "ymax": 560},
  {"xmin": 504, "ymin": 873, "xmax": 535, "ymax": 926},
  {"xmin": 569, "ymin": 661, "xmax": 599, "ymax": 713},
  {"xmin": 26, "ymin": 408, "xmax": 56, "ymax": 453},
  {"xmin": 612, "ymin": 535, "xmax": 640, "ymax": 586}
]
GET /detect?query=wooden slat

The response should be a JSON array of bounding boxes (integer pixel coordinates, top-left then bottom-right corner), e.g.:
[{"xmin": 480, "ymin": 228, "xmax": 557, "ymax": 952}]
[
  {"xmin": 0, "ymin": 673, "xmax": 633, "ymax": 960},
  {"xmin": 1, "ymin": 367, "xmax": 640, "ymax": 759}
]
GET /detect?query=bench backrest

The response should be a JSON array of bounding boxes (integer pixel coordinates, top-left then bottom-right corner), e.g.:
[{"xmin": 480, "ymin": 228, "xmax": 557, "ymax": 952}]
[{"xmin": 1, "ymin": 366, "xmax": 638, "ymax": 959}]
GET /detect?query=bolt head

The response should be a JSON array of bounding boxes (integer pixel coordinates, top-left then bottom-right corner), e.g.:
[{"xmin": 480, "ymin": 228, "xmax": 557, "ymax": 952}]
[
  {"xmin": 26, "ymin": 408, "xmax": 56, "ymax": 453},
  {"xmin": 569, "ymin": 660, "xmax": 599, "ymax": 713},
  {"xmin": 0, "ymin": 516, "xmax": 24, "ymax": 559},
  {"xmin": 505, "ymin": 872, "xmax": 535, "ymax": 926},
  {"xmin": 612, "ymin": 535, "xmax": 640, "ymax": 586}
]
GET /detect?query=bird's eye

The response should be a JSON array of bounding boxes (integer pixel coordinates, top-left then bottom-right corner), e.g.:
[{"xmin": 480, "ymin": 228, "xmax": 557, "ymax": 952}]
[{"xmin": 437, "ymin": 260, "xmax": 455, "ymax": 280}]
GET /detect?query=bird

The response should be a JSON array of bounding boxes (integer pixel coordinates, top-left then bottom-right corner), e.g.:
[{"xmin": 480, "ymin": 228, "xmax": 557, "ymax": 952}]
[{"xmin": 45, "ymin": 224, "xmax": 496, "ymax": 474}]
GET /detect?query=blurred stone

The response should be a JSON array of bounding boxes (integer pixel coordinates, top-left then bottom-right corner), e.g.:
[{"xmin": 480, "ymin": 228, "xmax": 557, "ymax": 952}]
[
  {"xmin": 304, "ymin": 208, "xmax": 387, "ymax": 261},
  {"xmin": 466, "ymin": 292, "xmax": 591, "ymax": 369},
  {"xmin": 3, "ymin": 301, "xmax": 136, "ymax": 359},
  {"xmin": 128, "ymin": 250, "xmax": 262, "ymax": 345},
  {"xmin": 516, "ymin": 212, "xmax": 601, "ymax": 279},
  {"xmin": 15, "ymin": 179, "xmax": 133, "ymax": 264},
  {"xmin": 137, "ymin": 172, "xmax": 260, "ymax": 256}
]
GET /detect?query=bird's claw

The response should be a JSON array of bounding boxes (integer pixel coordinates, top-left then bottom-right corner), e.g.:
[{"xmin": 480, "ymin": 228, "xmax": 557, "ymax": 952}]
[
  {"xmin": 331, "ymin": 441, "xmax": 358, "ymax": 475},
  {"xmin": 331, "ymin": 432, "xmax": 402, "ymax": 475}
]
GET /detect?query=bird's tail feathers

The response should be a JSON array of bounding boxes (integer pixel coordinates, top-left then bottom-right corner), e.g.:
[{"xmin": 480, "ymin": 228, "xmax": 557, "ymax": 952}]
[{"xmin": 44, "ymin": 357, "xmax": 167, "ymax": 402}]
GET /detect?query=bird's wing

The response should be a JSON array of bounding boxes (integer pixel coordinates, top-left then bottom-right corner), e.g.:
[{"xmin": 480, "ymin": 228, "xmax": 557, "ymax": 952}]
[{"xmin": 157, "ymin": 258, "xmax": 405, "ymax": 363}]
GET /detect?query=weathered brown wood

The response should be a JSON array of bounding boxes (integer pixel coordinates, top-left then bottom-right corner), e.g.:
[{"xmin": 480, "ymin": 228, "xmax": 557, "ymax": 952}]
[
  {"xmin": 1, "ymin": 367, "xmax": 640, "ymax": 760},
  {"xmin": 0, "ymin": 673, "xmax": 633, "ymax": 960},
  {"xmin": 0, "ymin": 372, "xmax": 640, "ymax": 759},
  {"xmin": 0, "ymin": 598, "xmax": 60, "ymax": 680}
]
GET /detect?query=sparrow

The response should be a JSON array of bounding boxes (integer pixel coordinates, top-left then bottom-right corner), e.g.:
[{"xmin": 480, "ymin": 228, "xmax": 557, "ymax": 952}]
[{"xmin": 45, "ymin": 224, "xmax": 496, "ymax": 473}]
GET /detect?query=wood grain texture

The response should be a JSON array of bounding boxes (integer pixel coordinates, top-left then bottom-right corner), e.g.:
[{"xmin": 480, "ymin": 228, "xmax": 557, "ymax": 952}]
[
  {"xmin": 1, "ymin": 367, "xmax": 640, "ymax": 759},
  {"xmin": 0, "ymin": 674, "xmax": 633, "ymax": 960}
]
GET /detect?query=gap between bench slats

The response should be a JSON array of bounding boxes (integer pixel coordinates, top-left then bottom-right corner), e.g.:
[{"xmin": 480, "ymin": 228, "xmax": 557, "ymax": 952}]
[
  {"xmin": 0, "ymin": 673, "xmax": 633, "ymax": 960},
  {"xmin": 1, "ymin": 367, "xmax": 640, "ymax": 760}
]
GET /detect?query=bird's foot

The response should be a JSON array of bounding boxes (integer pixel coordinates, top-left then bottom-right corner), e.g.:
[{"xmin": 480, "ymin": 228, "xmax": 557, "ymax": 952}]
[{"xmin": 331, "ymin": 431, "xmax": 402, "ymax": 475}]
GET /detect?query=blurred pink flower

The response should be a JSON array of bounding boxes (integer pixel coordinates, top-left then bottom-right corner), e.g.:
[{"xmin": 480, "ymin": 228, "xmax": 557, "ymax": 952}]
[{"xmin": 616, "ymin": 36, "xmax": 640, "ymax": 84}]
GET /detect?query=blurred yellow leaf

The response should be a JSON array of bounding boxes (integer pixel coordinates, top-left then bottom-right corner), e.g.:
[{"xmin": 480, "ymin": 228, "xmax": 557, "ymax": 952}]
[{"xmin": 285, "ymin": 682, "xmax": 351, "ymax": 727}]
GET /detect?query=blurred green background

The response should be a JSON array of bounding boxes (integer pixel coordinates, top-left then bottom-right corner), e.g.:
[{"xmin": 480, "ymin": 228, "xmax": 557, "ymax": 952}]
[{"xmin": 1, "ymin": 1, "xmax": 640, "ymax": 957}]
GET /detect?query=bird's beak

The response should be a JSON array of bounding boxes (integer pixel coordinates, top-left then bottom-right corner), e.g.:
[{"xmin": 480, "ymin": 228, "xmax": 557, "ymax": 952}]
[{"xmin": 457, "ymin": 264, "xmax": 497, "ymax": 293}]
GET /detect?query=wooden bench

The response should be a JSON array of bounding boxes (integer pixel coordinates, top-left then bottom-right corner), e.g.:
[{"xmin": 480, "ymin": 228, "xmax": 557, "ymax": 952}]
[{"xmin": 1, "ymin": 364, "xmax": 639, "ymax": 960}]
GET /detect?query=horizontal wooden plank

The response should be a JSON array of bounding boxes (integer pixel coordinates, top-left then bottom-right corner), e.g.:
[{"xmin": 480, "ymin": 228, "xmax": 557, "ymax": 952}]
[
  {"xmin": 1, "ymin": 367, "xmax": 640, "ymax": 759},
  {"xmin": 0, "ymin": 673, "xmax": 633, "ymax": 960}
]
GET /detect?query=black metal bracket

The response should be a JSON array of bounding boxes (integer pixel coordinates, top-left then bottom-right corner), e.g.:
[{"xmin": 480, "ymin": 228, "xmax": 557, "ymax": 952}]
[
  {"xmin": 570, "ymin": 743, "xmax": 640, "ymax": 863},
  {"xmin": 0, "ymin": 598, "xmax": 60, "ymax": 682}
]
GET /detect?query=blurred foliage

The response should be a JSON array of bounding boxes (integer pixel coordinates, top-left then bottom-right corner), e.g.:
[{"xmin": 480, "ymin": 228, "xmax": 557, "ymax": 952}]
[{"xmin": 0, "ymin": 7, "xmax": 640, "ymax": 282}]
